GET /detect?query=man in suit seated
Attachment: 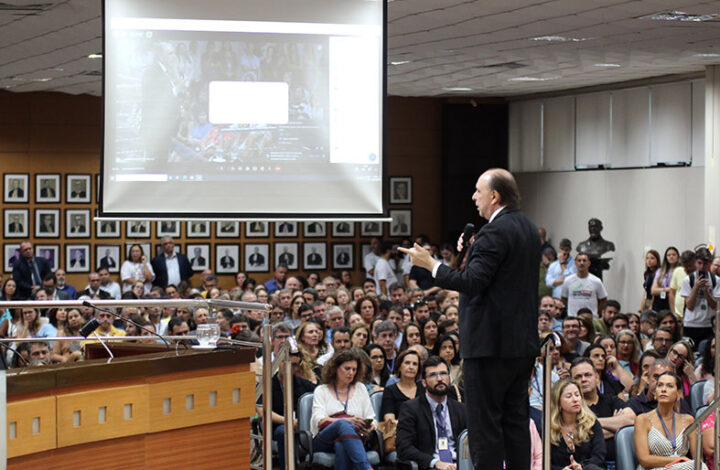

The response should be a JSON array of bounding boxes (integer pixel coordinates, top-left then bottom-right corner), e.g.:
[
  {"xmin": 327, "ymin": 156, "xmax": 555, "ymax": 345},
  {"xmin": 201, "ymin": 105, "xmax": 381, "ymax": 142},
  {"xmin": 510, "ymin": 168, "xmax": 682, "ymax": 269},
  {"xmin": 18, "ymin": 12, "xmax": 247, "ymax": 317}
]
[{"xmin": 397, "ymin": 355, "xmax": 467, "ymax": 470}]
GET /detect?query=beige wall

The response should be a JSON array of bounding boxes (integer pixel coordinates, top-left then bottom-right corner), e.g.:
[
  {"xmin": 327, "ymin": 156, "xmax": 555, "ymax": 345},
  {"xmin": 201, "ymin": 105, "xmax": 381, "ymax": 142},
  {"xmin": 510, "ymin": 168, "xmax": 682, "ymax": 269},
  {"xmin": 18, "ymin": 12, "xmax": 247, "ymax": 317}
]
[{"xmin": 516, "ymin": 167, "xmax": 705, "ymax": 311}]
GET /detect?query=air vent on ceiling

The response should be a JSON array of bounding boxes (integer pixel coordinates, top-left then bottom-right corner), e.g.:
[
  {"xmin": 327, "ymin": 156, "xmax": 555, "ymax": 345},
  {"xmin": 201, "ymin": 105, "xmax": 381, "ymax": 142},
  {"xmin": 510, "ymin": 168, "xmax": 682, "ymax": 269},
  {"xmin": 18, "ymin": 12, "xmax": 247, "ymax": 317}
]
[
  {"xmin": 83, "ymin": 70, "xmax": 102, "ymax": 77},
  {"xmin": 0, "ymin": 2, "xmax": 55, "ymax": 13},
  {"xmin": 482, "ymin": 61, "xmax": 525, "ymax": 70},
  {"xmin": 639, "ymin": 10, "xmax": 720, "ymax": 22}
]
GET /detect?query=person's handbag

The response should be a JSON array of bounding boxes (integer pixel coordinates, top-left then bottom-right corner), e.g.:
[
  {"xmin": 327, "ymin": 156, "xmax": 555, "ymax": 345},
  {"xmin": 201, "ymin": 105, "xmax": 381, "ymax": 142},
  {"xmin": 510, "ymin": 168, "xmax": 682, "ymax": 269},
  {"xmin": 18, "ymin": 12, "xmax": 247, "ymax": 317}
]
[{"xmin": 377, "ymin": 419, "xmax": 397, "ymax": 453}]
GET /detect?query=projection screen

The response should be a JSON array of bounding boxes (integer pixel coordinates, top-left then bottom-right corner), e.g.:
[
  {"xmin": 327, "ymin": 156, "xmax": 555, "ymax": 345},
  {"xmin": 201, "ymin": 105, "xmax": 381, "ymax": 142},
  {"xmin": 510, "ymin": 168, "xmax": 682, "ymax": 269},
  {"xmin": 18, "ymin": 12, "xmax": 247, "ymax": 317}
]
[{"xmin": 102, "ymin": 0, "xmax": 385, "ymax": 218}]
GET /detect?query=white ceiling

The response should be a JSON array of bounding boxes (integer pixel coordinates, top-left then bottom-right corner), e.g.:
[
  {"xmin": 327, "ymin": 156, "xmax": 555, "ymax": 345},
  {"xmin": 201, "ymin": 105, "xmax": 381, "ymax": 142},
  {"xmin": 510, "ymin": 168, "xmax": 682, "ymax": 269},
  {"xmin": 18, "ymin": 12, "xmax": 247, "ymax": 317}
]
[{"xmin": 1, "ymin": 0, "xmax": 719, "ymax": 97}]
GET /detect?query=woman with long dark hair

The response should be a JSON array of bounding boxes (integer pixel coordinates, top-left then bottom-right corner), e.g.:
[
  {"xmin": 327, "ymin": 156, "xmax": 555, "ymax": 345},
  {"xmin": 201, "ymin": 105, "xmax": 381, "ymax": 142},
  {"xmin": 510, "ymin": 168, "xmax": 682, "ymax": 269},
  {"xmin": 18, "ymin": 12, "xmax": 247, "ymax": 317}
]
[
  {"xmin": 641, "ymin": 249, "xmax": 661, "ymax": 311},
  {"xmin": 651, "ymin": 247, "xmax": 679, "ymax": 312}
]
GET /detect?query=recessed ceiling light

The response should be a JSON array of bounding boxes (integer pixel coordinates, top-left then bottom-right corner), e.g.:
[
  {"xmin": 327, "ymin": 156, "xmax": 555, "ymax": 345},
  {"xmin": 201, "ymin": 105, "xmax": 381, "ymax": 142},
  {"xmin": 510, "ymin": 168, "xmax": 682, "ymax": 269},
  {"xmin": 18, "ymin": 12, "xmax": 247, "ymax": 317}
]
[
  {"xmin": 442, "ymin": 87, "xmax": 473, "ymax": 92},
  {"xmin": 530, "ymin": 35, "xmax": 594, "ymax": 42},
  {"xmin": 695, "ymin": 53, "xmax": 720, "ymax": 58},
  {"xmin": 88, "ymin": 53, "xmax": 103, "ymax": 59},
  {"xmin": 508, "ymin": 76, "xmax": 559, "ymax": 82},
  {"xmin": 389, "ymin": 60, "xmax": 411, "ymax": 66},
  {"xmin": 640, "ymin": 10, "xmax": 720, "ymax": 21},
  {"xmin": 31, "ymin": 78, "xmax": 52, "ymax": 82},
  {"xmin": 593, "ymin": 63, "xmax": 621, "ymax": 67}
]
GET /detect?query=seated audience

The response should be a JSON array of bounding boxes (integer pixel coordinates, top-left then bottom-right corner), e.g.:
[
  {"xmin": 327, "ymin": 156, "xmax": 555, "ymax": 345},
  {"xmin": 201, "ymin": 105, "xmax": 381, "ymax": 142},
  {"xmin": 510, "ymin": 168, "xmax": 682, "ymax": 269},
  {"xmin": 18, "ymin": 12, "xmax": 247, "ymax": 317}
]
[
  {"xmin": 549, "ymin": 379, "xmax": 606, "ymax": 470},
  {"xmin": 570, "ymin": 358, "xmax": 635, "ymax": 466},
  {"xmin": 634, "ymin": 372, "xmax": 707, "ymax": 470},
  {"xmin": 380, "ymin": 349, "xmax": 423, "ymax": 423},
  {"xmin": 310, "ymin": 349, "xmax": 376, "ymax": 470},
  {"xmin": 396, "ymin": 355, "xmax": 467, "ymax": 469}
]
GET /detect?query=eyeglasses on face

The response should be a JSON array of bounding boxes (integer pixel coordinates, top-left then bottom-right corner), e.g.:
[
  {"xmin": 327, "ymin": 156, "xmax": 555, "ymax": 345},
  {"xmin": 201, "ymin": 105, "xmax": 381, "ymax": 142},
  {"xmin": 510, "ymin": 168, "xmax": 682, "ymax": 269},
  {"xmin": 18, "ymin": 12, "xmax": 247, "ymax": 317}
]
[{"xmin": 426, "ymin": 371, "xmax": 449, "ymax": 379}]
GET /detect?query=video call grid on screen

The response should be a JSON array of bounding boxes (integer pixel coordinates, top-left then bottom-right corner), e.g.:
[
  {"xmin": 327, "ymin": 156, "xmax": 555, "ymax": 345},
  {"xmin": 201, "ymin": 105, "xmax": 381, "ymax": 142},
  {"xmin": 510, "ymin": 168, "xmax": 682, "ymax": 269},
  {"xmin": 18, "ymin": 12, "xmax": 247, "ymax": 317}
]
[{"xmin": 102, "ymin": 0, "xmax": 385, "ymax": 216}]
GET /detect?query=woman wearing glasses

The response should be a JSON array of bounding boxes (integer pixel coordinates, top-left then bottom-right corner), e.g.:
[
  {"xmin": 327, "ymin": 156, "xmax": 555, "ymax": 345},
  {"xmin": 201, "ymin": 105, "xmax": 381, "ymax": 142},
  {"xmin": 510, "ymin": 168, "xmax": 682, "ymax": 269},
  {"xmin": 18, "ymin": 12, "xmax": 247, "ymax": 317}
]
[{"xmin": 665, "ymin": 340, "xmax": 697, "ymax": 396}]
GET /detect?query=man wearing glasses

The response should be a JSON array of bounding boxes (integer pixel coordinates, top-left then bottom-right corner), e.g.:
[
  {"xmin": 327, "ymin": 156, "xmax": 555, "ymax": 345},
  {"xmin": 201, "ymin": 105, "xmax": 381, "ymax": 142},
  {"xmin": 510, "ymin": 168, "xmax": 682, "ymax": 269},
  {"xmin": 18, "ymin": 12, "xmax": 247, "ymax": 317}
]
[
  {"xmin": 562, "ymin": 317, "xmax": 589, "ymax": 356},
  {"xmin": 650, "ymin": 327, "xmax": 674, "ymax": 356},
  {"xmin": 397, "ymin": 356, "xmax": 467, "ymax": 470},
  {"xmin": 627, "ymin": 358, "xmax": 692, "ymax": 415}
]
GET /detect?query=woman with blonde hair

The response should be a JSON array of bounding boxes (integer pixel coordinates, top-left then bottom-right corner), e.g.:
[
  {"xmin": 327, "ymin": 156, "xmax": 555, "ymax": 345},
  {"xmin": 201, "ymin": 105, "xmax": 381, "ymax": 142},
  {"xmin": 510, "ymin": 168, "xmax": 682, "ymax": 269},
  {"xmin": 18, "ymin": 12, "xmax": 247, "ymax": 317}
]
[
  {"xmin": 549, "ymin": 379, "xmax": 605, "ymax": 470},
  {"xmin": 295, "ymin": 320, "xmax": 328, "ymax": 363}
]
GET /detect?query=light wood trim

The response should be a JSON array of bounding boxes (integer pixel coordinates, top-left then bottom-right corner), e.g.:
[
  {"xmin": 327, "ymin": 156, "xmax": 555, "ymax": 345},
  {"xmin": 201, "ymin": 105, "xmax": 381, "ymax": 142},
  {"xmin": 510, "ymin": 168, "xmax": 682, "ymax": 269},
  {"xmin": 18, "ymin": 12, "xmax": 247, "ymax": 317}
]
[
  {"xmin": 56, "ymin": 384, "xmax": 149, "ymax": 448},
  {"xmin": 148, "ymin": 371, "xmax": 255, "ymax": 433},
  {"xmin": 7, "ymin": 396, "xmax": 56, "ymax": 458}
]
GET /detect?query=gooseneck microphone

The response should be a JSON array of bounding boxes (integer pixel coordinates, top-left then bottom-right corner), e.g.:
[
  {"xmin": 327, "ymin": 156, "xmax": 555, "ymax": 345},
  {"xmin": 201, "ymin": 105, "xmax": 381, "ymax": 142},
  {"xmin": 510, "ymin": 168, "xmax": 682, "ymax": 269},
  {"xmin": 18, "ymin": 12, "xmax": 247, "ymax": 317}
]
[
  {"xmin": 79, "ymin": 317, "xmax": 100, "ymax": 338},
  {"xmin": 82, "ymin": 301, "xmax": 170, "ymax": 350}
]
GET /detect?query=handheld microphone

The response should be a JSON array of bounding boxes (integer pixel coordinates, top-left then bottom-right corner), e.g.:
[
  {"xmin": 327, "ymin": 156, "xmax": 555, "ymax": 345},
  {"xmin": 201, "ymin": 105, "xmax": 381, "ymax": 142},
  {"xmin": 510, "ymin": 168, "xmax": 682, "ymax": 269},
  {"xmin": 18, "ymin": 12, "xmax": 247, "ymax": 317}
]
[
  {"xmin": 82, "ymin": 301, "xmax": 170, "ymax": 349},
  {"xmin": 458, "ymin": 223, "xmax": 475, "ymax": 268},
  {"xmin": 79, "ymin": 317, "xmax": 100, "ymax": 338}
]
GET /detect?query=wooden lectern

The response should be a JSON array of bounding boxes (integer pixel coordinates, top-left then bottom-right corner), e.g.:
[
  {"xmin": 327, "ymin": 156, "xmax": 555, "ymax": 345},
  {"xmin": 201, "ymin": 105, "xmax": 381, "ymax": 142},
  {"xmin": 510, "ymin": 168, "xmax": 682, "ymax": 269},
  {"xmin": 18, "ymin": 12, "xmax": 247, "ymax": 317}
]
[{"xmin": 5, "ymin": 346, "xmax": 256, "ymax": 469}]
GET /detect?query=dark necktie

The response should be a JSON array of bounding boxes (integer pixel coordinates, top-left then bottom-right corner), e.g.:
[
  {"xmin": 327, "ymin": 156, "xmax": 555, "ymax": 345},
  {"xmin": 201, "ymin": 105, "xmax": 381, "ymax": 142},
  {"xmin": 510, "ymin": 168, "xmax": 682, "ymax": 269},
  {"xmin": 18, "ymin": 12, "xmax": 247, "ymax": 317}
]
[
  {"xmin": 29, "ymin": 259, "xmax": 41, "ymax": 286},
  {"xmin": 435, "ymin": 403, "xmax": 453, "ymax": 463}
]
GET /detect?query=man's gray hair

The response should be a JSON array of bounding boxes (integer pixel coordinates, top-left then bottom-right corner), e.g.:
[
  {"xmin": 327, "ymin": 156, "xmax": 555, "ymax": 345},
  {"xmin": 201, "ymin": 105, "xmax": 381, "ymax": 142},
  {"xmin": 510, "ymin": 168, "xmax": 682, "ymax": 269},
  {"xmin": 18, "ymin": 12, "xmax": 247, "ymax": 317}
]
[{"xmin": 373, "ymin": 320, "xmax": 397, "ymax": 337}]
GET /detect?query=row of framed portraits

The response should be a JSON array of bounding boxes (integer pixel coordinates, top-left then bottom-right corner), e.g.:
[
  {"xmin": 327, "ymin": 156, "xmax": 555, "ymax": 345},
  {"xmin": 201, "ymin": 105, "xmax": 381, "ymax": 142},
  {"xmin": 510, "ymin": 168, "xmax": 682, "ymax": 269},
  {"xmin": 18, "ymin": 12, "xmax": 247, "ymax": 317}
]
[
  {"xmin": 4, "ymin": 173, "xmax": 95, "ymax": 204},
  {"xmin": 2, "ymin": 210, "xmax": 414, "ymax": 239},
  {"xmin": 4, "ymin": 173, "xmax": 414, "ymax": 206},
  {"xmin": 4, "ymin": 241, "xmax": 365, "ymax": 274}
]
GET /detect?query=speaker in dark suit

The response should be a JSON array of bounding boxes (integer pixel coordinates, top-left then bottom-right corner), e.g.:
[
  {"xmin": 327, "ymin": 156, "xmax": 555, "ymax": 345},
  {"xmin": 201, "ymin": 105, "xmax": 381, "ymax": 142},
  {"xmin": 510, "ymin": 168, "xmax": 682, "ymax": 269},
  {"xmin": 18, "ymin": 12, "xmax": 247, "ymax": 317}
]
[
  {"xmin": 396, "ymin": 357, "xmax": 467, "ymax": 469},
  {"xmin": 400, "ymin": 170, "xmax": 540, "ymax": 470}
]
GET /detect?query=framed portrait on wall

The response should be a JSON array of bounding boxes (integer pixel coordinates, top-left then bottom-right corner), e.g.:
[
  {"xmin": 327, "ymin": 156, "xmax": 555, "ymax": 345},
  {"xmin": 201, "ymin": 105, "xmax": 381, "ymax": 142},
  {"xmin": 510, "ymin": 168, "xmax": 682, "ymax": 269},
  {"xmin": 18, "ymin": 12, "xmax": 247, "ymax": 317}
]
[
  {"xmin": 216, "ymin": 244, "xmax": 240, "ymax": 274},
  {"xmin": 332, "ymin": 243, "xmax": 354, "ymax": 270},
  {"xmin": 65, "ymin": 244, "xmax": 90, "ymax": 273},
  {"xmin": 245, "ymin": 243, "xmax": 269, "ymax": 272},
  {"xmin": 274, "ymin": 221, "xmax": 297, "ymax": 237},
  {"xmin": 4, "ymin": 243, "xmax": 20, "ymax": 273},
  {"xmin": 303, "ymin": 242, "xmax": 327, "ymax": 270},
  {"xmin": 66, "ymin": 209, "xmax": 91, "ymax": 238},
  {"xmin": 96, "ymin": 244, "xmax": 121, "ymax": 273},
  {"xmin": 187, "ymin": 220, "xmax": 210, "ymax": 238},
  {"xmin": 35, "ymin": 209, "xmax": 60, "ymax": 238},
  {"xmin": 303, "ymin": 221, "xmax": 326, "ymax": 238},
  {"xmin": 96, "ymin": 219, "xmax": 120, "ymax": 238},
  {"xmin": 36, "ymin": 244, "xmax": 59, "ymax": 271},
  {"xmin": 389, "ymin": 176, "xmax": 412, "ymax": 204},
  {"xmin": 332, "ymin": 221, "xmax": 355, "ymax": 237},
  {"xmin": 4, "ymin": 174, "xmax": 29, "ymax": 203},
  {"xmin": 274, "ymin": 242, "xmax": 298, "ymax": 270},
  {"xmin": 35, "ymin": 174, "xmax": 60, "ymax": 203},
  {"xmin": 246, "ymin": 221, "xmax": 269, "ymax": 237},
  {"xmin": 4, "ymin": 209, "xmax": 28, "ymax": 238},
  {"xmin": 66, "ymin": 174, "xmax": 91, "ymax": 203},
  {"xmin": 157, "ymin": 220, "xmax": 181, "ymax": 238},
  {"xmin": 389, "ymin": 209, "xmax": 412, "ymax": 237},
  {"xmin": 360, "ymin": 221, "xmax": 383, "ymax": 237},
  {"xmin": 126, "ymin": 220, "xmax": 150, "ymax": 238},
  {"xmin": 187, "ymin": 243, "xmax": 210, "ymax": 271},
  {"xmin": 216, "ymin": 221, "xmax": 240, "ymax": 238}
]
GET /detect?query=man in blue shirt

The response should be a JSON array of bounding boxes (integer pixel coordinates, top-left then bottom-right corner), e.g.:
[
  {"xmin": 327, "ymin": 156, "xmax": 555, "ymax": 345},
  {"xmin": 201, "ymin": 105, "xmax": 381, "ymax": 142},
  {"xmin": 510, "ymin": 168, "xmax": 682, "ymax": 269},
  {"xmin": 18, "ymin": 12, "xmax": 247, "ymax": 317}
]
[
  {"xmin": 545, "ymin": 238, "xmax": 576, "ymax": 298},
  {"xmin": 263, "ymin": 263, "xmax": 288, "ymax": 294}
]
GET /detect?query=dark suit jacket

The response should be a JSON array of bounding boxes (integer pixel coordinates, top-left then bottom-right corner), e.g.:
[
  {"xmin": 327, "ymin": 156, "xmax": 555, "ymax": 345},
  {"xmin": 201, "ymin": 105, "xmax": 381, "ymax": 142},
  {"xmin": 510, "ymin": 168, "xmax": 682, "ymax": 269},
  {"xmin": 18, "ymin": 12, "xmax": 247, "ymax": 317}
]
[
  {"xmin": 307, "ymin": 253, "xmax": 321, "ymax": 265},
  {"xmin": 435, "ymin": 208, "xmax": 541, "ymax": 359},
  {"xmin": 396, "ymin": 396, "xmax": 467, "ymax": 469},
  {"xmin": 220, "ymin": 256, "xmax": 234, "ymax": 268},
  {"xmin": 78, "ymin": 288, "xmax": 112, "ymax": 300},
  {"xmin": 249, "ymin": 253, "xmax": 265, "ymax": 266},
  {"xmin": 100, "ymin": 256, "xmax": 116, "ymax": 269},
  {"xmin": 12, "ymin": 256, "xmax": 51, "ymax": 299},
  {"xmin": 151, "ymin": 253, "xmax": 194, "ymax": 288}
]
